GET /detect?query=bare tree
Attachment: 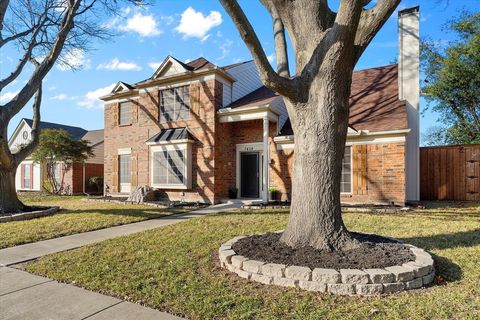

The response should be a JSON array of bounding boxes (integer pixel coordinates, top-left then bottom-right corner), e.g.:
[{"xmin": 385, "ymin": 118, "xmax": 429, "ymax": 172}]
[
  {"xmin": 219, "ymin": 0, "xmax": 400, "ymax": 250},
  {"xmin": 0, "ymin": 0, "xmax": 143, "ymax": 213}
]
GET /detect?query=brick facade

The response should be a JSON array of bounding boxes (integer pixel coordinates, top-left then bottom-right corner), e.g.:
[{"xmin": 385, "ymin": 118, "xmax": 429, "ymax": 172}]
[
  {"xmin": 104, "ymin": 79, "xmax": 223, "ymax": 203},
  {"xmin": 104, "ymin": 79, "xmax": 406, "ymax": 205},
  {"xmin": 61, "ymin": 163, "xmax": 104, "ymax": 195}
]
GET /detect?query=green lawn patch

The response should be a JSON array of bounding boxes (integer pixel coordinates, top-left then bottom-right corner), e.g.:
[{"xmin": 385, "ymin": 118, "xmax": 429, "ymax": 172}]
[
  {"xmin": 0, "ymin": 195, "xmax": 184, "ymax": 248},
  {"xmin": 25, "ymin": 207, "xmax": 480, "ymax": 319}
]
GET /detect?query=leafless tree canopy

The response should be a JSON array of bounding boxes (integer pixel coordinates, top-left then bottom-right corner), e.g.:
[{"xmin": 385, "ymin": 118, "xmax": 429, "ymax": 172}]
[
  {"xmin": 219, "ymin": 0, "xmax": 401, "ymax": 250},
  {"xmin": 219, "ymin": 0, "xmax": 400, "ymax": 101},
  {"xmin": 0, "ymin": 0, "xmax": 144, "ymax": 213}
]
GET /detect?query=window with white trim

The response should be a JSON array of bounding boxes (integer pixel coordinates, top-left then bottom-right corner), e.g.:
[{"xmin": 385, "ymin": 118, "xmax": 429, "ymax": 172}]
[
  {"xmin": 23, "ymin": 164, "xmax": 31, "ymax": 189},
  {"xmin": 53, "ymin": 163, "xmax": 62, "ymax": 184},
  {"xmin": 159, "ymin": 86, "xmax": 190, "ymax": 122},
  {"xmin": 119, "ymin": 154, "xmax": 131, "ymax": 184},
  {"xmin": 340, "ymin": 146, "xmax": 352, "ymax": 193},
  {"xmin": 150, "ymin": 144, "xmax": 191, "ymax": 189},
  {"xmin": 119, "ymin": 102, "xmax": 132, "ymax": 125}
]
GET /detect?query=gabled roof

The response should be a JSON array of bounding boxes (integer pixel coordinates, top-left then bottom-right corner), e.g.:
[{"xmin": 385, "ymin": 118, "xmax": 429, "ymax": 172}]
[
  {"xmin": 221, "ymin": 60, "xmax": 253, "ymax": 71},
  {"xmin": 81, "ymin": 129, "xmax": 104, "ymax": 146},
  {"xmin": 234, "ymin": 64, "xmax": 408, "ymax": 135},
  {"xmin": 226, "ymin": 86, "xmax": 281, "ymax": 109},
  {"xmin": 111, "ymin": 81, "xmax": 133, "ymax": 94},
  {"xmin": 23, "ymin": 118, "xmax": 88, "ymax": 140},
  {"xmin": 349, "ymin": 64, "xmax": 407, "ymax": 132},
  {"xmin": 146, "ymin": 128, "xmax": 193, "ymax": 145}
]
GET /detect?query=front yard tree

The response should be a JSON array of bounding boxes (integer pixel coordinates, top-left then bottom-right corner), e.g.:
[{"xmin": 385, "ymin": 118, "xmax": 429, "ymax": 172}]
[
  {"xmin": 0, "ymin": 0, "xmax": 143, "ymax": 213},
  {"xmin": 219, "ymin": 0, "xmax": 401, "ymax": 250},
  {"xmin": 31, "ymin": 129, "xmax": 93, "ymax": 194}
]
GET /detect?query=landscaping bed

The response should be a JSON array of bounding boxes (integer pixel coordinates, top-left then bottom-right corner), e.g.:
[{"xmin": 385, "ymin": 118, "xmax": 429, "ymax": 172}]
[
  {"xmin": 24, "ymin": 207, "xmax": 480, "ymax": 319},
  {"xmin": 231, "ymin": 232, "xmax": 415, "ymax": 269}
]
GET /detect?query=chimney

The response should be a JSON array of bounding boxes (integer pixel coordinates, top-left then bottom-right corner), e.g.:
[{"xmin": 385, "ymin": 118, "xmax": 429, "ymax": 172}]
[{"xmin": 398, "ymin": 6, "xmax": 420, "ymax": 202}]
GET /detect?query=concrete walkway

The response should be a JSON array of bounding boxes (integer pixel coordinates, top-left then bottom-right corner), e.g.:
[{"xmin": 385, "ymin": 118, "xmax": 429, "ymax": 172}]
[{"xmin": 0, "ymin": 202, "xmax": 242, "ymax": 320}]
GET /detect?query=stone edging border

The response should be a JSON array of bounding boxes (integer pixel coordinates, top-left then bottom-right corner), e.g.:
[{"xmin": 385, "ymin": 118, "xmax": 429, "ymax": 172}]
[
  {"xmin": 0, "ymin": 206, "xmax": 60, "ymax": 223},
  {"xmin": 219, "ymin": 235, "xmax": 435, "ymax": 295}
]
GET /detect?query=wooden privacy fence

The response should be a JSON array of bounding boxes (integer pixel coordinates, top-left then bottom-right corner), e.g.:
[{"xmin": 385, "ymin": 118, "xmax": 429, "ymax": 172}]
[{"xmin": 420, "ymin": 145, "xmax": 480, "ymax": 201}]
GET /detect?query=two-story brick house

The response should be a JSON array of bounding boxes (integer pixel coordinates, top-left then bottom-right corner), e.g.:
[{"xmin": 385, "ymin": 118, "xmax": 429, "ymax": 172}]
[{"xmin": 101, "ymin": 7, "xmax": 420, "ymax": 206}]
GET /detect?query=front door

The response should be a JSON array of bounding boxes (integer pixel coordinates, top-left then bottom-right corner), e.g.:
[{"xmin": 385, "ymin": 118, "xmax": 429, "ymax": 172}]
[{"xmin": 240, "ymin": 152, "xmax": 259, "ymax": 198}]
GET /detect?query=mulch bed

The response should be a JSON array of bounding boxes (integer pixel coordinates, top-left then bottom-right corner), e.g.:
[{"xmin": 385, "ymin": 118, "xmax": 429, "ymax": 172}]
[{"xmin": 232, "ymin": 232, "xmax": 415, "ymax": 269}]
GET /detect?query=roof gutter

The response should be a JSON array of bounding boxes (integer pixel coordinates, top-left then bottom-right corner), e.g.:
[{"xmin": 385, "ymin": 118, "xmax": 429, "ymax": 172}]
[{"xmin": 274, "ymin": 128, "xmax": 411, "ymax": 143}]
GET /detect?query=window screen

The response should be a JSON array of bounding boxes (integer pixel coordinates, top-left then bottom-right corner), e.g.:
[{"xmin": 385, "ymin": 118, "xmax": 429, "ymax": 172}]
[
  {"xmin": 159, "ymin": 86, "xmax": 190, "ymax": 122},
  {"xmin": 119, "ymin": 102, "xmax": 132, "ymax": 125},
  {"xmin": 23, "ymin": 164, "xmax": 31, "ymax": 189},
  {"xmin": 119, "ymin": 154, "xmax": 131, "ymax": 184},
  {"xmin": 340, "ymin": 146, "xmax": 352, "ymax": 193},
  {"xmin": 152, "ymin": 149, "xmax": 185, "ymax": 186}
]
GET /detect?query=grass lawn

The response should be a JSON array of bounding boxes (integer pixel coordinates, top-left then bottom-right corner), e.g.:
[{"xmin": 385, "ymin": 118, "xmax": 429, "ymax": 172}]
[
  {"xmin": 26, "ymin": 206, "xmax": 480, "ymax": 319},
  {"xmin": 0, "ymin": 195, "xmax": 185, "ymax": 249}
]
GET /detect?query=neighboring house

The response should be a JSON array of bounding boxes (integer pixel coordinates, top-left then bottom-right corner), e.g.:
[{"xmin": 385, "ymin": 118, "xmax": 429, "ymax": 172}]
[
  {"xmin": 8, "ymin": 118, "xmax": 104, "ymax": 194},
  {"xmin": 101, "ymin": 7, "xmax": 420, "ymax": 205}
]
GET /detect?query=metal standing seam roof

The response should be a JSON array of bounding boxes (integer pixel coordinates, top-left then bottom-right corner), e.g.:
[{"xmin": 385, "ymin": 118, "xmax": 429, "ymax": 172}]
[{"xmin": 146, "ymin": 128, "xmax": 193, "ymax": 144}]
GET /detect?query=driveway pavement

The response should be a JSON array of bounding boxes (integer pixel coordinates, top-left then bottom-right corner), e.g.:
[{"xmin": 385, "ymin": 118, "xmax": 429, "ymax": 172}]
[{"xmin": 0, "ymin": 202, "xmax": 242, "ymax": 320}]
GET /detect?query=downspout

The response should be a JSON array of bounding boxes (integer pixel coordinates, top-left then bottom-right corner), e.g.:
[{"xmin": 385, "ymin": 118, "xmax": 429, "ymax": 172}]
[{"xmin": 82, "ymin": 163, "xmax": 89, "ymax": 196}]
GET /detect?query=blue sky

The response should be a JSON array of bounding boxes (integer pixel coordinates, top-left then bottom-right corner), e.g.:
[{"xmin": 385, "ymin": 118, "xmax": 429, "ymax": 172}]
[{"xmin": 2, "ymin": 0, "xmax": 479, "ymax": 143}]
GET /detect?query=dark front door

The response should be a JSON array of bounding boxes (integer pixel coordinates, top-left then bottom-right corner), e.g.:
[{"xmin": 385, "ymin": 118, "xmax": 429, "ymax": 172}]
[{"xmin": 240, "ymin": 152, "xmax": 259, "ymax": 198}]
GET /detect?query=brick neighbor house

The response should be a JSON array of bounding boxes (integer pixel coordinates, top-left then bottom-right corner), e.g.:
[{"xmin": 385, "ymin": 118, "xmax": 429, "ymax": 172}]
[
  {"xmin": 100, "ymin": 7, "xmax": 420, "ymax": 205},
  {"xmin": 8, "ymin": 118, "xmax": 104, "ymax": 195}
]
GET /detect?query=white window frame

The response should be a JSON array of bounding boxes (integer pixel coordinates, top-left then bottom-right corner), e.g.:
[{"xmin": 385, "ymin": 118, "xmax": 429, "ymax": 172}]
[
  {"xmin": 23, "ymin": 163, "xmax": 31, "ymax": 189},
  {"xmin": 340, "ymin": 145, "xmax": 353, "ymax": 195},
  {"xmin": 159, "ymin": 85, "xmax": 190, "ymax": 122},
  {"xmin": 117, "ymin": 148, "xmax": 132, "ymax": 193},
  {"xmin": 150, "ymin": 143, "xmax": 192, "ymax": 190}
]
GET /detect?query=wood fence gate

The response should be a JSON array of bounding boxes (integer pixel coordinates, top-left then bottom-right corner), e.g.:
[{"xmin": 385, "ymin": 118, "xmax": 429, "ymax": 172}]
[{"xmin": 420, "ymin": 145, "xmax": 480, "ymax": 201}]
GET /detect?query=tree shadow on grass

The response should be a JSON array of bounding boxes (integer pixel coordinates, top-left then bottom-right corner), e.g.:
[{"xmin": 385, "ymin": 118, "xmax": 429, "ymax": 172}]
[{"xmin": 399, "ymin": 229, "xmax": 480, "ymax": 251}]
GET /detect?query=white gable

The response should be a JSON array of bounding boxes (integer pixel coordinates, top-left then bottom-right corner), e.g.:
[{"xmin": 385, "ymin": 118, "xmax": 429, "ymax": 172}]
[
  {"xmin": 153, "ymin": 56, "xmax": 190, "ymax": 79},
  {"xmin": 8, "ymin": 119, "xmax": 32, "ymax": 152},
  {"xmin": 111, "ymin": 82, "xmax": 131, "ymax": 94}
]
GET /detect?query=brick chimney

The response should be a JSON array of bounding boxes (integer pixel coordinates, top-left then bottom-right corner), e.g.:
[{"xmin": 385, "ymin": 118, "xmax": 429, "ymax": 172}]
[{"xmin": 399, "ymin": 6, "xmax": 420, "ymax": 202}]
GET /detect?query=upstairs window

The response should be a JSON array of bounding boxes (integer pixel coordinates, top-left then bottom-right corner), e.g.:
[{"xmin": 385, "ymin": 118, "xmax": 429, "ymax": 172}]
[
  {"xmin": 159, "ymin": 86, "xmax": 190, "ymax": 122},
  {"xmin": 119, "ymin": 102, "xmax": 132, "ymax": 125},
  {"xmin": 340, "ymin": 146, "xmax": 352, "ymax": 194}
]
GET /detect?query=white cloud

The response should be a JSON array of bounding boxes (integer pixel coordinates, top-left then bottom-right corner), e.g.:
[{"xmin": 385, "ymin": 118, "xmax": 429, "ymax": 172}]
[
  {"xmin": 0, "ymin": 91, "xmax": 19, "ymax": 103},
  {"xmin": 267, "ymin": 53, "xmax": 276, "ymax": 63},
  {"xmin": 217, "ymin": 39, "xmax": 233, "ymax": 61},
  {"xmin": 57, "ymin": 48, "xmax": 91, "ymax": 71},
  {"xmin": 161, "ymin": 15, "xmax": 175, "ymax": 26},
  {"xmin": 148, "ymin": 61, "xmax": 162, "ymax": 71},
  {"xmin": 97, "ymin": 58, "xmax": 142, "ymax": 71},
  {"xmin": 50, "ymin": 93, "xmax": 68, "ymax": 100},
  {"xmin": 77, "ymin": 83, "xmax": 115, "ymax": 109},
  {"xmin": 119, "ymin": 12, "xmax": 162, "ymax": 37},
  {"xmin": 175, "ymin": 7, "xmax": 222, "ymax": 41}
]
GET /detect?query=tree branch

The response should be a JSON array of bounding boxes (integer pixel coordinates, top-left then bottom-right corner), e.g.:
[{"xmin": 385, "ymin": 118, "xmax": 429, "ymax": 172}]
[
  {"xmin": 2, "ymin": 0, "xmax": 81, "ymax": 119},
  {"xmin": 354, "ymin": 0, "xmax": 401, "ymax": 63},
  {"xmin": 14, "ymin": 83, "xmax": 42, "ymax": 164},
  {"xmin": 260, "ymin": 1, "xmax": 290, "ymax": 77},
  {"xmin": 0, "ymin": 0, "xmax": 9, "ymax": 33},
  {"xmin": 219, "ymin": 0, "xmax": 298, "ymax": 98}
]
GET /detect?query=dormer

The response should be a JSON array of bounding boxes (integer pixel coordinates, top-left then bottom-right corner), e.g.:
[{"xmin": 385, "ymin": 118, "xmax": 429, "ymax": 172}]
[{"xmin": 152, "ymin": 56, "xmax": 193, "ymax": 79}]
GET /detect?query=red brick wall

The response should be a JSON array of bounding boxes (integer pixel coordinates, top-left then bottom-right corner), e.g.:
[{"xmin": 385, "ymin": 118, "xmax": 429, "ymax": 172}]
[
  {"xmin": 269, "ymin": 142, "xmax": 406, "ymax": 205},
  {"xmin": 104, "ymin": 79, "xmax": 222, "ymax": 203}
]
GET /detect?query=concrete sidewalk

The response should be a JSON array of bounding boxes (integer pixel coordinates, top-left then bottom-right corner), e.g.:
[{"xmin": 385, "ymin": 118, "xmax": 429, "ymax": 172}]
[
  {"xmin": 0, "ymin": 267, "xmax": 182, "ymax": 320},
  {"xmin": 0, "ymin": 202, "xmax": 242, "ymax": 320},
  {"xmin": 0, "ymin": 202, "xmax": 240, "ymax": 267}
]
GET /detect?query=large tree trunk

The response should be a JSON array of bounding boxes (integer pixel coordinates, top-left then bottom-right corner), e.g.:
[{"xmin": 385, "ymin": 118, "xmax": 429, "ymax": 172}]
[
  {"xmin": 0, "ymin": 167, "xmax": 24, "ymax": 214},
  {"xmin": 280, "ymin": 74, "xmax": 360, "ymax": 251}
]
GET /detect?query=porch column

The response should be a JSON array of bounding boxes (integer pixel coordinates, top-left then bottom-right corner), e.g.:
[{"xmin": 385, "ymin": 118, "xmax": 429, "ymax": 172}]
[{"xmin": 263, "ymin": 116, "xmax": 269, "ymax": 202}]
